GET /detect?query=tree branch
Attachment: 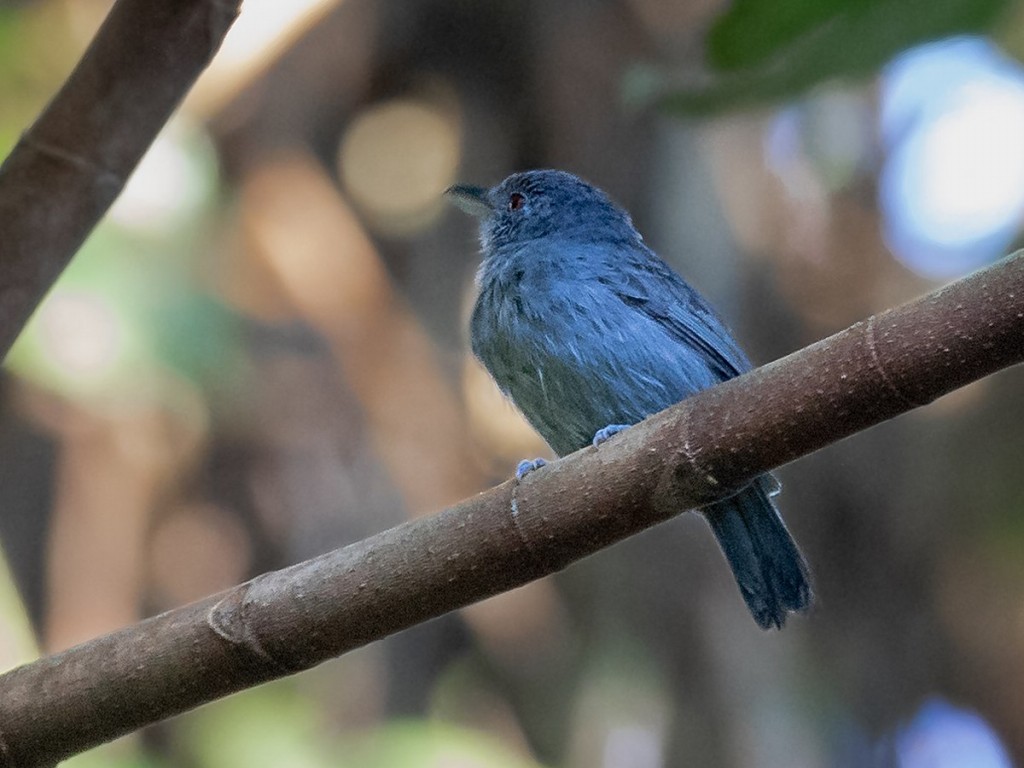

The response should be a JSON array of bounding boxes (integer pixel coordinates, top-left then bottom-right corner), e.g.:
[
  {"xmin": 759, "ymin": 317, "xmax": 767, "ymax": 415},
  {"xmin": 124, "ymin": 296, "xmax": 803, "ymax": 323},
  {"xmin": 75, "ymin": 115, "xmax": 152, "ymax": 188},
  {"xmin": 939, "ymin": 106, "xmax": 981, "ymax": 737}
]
[
  {"xmin": 0, "ymin": 0, "xmax": 241, "ymax": 360},
  {"xmin": 0, "ymin": 251, "xmax": 1021, "ymax": 766}
]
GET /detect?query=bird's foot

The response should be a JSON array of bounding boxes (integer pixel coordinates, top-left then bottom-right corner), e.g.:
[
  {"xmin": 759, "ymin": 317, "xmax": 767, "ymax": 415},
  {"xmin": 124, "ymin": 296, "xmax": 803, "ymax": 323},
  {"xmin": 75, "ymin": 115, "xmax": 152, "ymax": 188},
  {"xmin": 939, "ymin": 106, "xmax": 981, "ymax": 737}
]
[
  {"xmin": 592, "ymin": 424, "xmax": 630, "ymax": 448},
  {"xmin": 515, "ymin": 458, "xmax": 548, "ymax": 481}
]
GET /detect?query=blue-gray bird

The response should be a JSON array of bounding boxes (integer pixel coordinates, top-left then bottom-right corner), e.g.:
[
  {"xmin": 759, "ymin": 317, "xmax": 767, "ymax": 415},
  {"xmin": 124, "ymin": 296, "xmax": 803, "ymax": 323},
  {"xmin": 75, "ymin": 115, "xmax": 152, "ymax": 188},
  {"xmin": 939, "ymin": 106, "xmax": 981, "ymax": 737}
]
[{"xmin": 447, "ymin": 169, "xmax": 811, "ymax": 629}]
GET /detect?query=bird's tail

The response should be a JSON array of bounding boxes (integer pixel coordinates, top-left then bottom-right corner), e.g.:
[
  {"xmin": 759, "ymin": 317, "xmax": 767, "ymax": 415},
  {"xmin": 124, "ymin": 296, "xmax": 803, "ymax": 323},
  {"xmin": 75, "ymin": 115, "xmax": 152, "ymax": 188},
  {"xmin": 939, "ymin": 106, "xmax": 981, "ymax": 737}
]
[{"xmin": 703, "ymin": 477, "xmax": 812, "ymax": 630}]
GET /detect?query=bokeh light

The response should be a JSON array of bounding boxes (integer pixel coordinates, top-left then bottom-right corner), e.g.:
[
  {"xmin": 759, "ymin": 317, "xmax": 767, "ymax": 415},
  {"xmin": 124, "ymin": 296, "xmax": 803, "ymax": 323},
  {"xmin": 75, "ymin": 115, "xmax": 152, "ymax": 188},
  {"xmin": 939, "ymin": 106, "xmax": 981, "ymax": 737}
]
[
  {"xmin": 765, "ymin": 89, "xmax": 875, "ymax": 194},
  {"xmin": 879, "ymin": 37, "xmax": 1024, "ymax": 278},
  {"xmin": 338, "ymin": 96, "xmax": 462, "ymax": 236},
  {"xmin": 108, "ymin": 120, "xmax": 217, "ymax": 237},
  {"xmin": 896, "ymin": 699, "xmax": 1012, "ymax": 768},
  {"xmin": 36, "ymin": 290, "xmax": 125, "ymax": 381}
]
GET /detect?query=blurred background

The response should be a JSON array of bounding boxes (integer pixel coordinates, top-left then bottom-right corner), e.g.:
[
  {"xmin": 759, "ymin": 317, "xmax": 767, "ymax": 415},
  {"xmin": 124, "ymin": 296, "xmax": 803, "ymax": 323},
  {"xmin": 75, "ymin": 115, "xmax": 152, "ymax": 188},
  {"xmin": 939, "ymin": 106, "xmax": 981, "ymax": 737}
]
[{"xmin": 1, "ymin": 0, "xmax": 1024, "ymax": 766}]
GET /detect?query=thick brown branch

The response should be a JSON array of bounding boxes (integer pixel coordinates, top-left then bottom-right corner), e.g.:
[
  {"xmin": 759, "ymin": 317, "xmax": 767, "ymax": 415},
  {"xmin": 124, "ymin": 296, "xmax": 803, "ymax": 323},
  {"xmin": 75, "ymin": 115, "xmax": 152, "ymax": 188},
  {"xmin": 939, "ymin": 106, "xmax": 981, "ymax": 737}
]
[
  {"xmin": 0, "ymin": 0, "xmax": 241, "ymax": 360},
  {"xmin": 0, "ymin": 251, "xmax": 1021, "ymax": 766}
]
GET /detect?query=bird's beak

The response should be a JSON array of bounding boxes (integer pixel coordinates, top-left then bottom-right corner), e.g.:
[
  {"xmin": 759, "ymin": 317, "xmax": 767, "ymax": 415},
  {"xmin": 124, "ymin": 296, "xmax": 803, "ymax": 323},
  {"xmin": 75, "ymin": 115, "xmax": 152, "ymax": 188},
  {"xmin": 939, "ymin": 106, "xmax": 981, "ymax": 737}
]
[{"xmin": 445, "ymin": 184, "xmax": 493, "ymax": 218}]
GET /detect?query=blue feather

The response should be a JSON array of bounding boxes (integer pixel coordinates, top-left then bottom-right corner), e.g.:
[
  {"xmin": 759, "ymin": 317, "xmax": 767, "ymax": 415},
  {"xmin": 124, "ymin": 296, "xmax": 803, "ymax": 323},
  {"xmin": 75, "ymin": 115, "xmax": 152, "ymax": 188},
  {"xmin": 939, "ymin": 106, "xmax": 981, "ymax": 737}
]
[{"xmin": 455, "ymin": 169, "xmax": 812, "ymax": 629}]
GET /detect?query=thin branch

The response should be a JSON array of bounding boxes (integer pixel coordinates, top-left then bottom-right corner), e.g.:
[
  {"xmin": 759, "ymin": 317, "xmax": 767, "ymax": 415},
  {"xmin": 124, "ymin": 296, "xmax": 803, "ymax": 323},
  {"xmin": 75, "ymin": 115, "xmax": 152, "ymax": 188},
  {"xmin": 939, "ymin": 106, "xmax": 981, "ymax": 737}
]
[
  {"xmin": 0, "ymin": 0, "xmax": 241, "ymax": 360},
  {"xmin": 0, "ymin": 250, "xmax": 1022, "ymax": 767}
]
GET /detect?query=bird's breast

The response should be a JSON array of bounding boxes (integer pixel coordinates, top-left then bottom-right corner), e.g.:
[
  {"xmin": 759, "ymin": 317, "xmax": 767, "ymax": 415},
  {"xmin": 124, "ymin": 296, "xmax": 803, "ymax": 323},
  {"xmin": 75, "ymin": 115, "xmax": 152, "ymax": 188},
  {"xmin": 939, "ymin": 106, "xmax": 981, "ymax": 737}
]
[{"xmin": 471, "ymin": 263, "xmax": 672, "ymax": 455}]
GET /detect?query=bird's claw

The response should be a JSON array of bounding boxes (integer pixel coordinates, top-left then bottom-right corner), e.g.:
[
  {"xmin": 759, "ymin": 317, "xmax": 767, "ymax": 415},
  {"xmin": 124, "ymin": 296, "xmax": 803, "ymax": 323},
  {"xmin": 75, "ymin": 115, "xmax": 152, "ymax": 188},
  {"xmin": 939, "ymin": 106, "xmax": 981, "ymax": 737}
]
[
  {"xmin": 592, "ymin": 424, "xmax": 629, "ymax": 448},
  {"xmin": 515, "ymin": 458, "xmax": 548, "ymax": 481}
]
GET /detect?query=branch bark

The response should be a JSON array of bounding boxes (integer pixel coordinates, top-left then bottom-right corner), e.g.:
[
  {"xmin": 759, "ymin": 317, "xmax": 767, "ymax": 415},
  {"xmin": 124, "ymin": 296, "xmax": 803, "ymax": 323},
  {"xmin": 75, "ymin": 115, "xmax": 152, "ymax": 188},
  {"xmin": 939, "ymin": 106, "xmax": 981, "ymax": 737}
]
[
  {"xmin": 0, "ymin": 0, "xmax": 241, "ymax": 360},
  {"xmin": 0, "ymin": 251, "xmax": 1021, "ymax": 766}
]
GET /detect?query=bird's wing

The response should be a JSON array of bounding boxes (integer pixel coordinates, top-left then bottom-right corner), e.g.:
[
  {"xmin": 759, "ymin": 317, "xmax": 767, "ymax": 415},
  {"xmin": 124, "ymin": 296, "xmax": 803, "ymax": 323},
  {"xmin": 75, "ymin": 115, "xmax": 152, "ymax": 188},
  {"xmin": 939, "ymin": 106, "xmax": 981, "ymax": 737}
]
[{"xmin": 609, "ymin": 246, "xmax": 752, "ymax": 382}]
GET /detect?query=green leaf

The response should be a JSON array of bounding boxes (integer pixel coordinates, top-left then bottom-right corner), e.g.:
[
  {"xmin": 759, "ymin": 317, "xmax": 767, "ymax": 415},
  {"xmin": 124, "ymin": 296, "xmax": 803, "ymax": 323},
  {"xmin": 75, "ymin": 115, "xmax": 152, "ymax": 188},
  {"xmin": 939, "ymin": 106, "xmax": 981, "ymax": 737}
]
[
  {"xmin": 708, "ymin": 0, "xmax": 867, "ymax": 72},
  {"xmin": 656, "ymin": 0, "xmax": 1012, "ymax": 115}
]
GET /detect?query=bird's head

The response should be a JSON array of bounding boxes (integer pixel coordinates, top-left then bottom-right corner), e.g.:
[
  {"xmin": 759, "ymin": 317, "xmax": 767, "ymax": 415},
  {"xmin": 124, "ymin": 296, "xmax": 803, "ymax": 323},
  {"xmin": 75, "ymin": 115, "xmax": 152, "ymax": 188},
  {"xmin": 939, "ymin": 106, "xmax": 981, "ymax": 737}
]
[{"xmin": 446, "ymin": 169, "xmax": 641, "ymax": 253}]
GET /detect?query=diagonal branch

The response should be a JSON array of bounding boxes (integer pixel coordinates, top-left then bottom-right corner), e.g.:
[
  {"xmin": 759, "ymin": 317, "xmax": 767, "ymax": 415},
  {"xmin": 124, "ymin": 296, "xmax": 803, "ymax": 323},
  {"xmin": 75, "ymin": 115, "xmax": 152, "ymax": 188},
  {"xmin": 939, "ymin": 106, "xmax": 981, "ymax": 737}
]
[
  {"xmin": 0, "ymin": 0, "xmax": 241, "ymax": 360},
  {"xmin": 0, "ymin": 250, "xmax": 1022, "ymax": 767}
]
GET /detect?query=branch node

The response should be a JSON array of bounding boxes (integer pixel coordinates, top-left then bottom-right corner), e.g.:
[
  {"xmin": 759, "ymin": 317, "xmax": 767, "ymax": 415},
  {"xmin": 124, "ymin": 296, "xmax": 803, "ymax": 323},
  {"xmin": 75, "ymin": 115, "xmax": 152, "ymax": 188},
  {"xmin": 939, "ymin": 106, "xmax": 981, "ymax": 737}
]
[
  {"xmin": 19, "ymin": 133, "xmax": 124, "ymax": 190},
  {"xmin": 675, "ymin": 404, "xmax": 719, "ymax": 504},
  {"xmin": 207, "ymin": 585, "xmax": 291, "ymax": 674},
  {"xmin": 865, "ymin": 315, "xmax": 924, "ymax": 408},
  {"xmin": 509, "ymin": 479, "xmax": 545, "ymax": 568}
]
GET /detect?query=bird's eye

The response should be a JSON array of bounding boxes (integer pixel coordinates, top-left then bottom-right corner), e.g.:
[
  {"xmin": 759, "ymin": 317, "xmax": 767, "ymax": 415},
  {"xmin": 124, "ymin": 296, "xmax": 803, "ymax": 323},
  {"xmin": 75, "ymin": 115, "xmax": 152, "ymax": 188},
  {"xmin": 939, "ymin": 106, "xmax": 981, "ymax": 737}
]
[{"xmin": 508, "ymin": 192, "xmax": 526, "ymax": 211}]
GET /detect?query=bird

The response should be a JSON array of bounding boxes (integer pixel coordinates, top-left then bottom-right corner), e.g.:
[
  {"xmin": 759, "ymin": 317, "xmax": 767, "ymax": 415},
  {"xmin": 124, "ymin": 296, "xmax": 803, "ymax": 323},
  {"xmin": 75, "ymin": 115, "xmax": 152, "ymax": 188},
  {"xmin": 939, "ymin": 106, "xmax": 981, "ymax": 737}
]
[{"xmin": 446, "ymin": 169, "xmax": 811, "ymax": 630}]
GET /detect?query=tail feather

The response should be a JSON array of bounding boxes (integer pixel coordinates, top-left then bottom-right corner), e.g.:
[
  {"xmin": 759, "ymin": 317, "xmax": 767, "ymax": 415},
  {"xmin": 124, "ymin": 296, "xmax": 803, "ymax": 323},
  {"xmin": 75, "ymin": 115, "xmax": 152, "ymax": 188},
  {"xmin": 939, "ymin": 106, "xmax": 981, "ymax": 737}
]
[{"xmin": 703, "ymin": 479, "xmax": 811, "ymax": 630}]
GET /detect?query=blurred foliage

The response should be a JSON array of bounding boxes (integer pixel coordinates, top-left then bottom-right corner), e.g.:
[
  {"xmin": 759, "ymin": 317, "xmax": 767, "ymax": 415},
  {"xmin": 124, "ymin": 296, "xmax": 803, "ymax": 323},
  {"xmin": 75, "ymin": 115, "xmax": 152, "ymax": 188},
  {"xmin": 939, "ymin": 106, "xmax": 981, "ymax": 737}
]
[
  {"xmin": 348, "ymin": 722, "xmax": 544, "ymax": 768},
  {"xmin": 2, "ymin": 0, "xmax": 1024, "ymax": 766},
  {"xmin": 709, "ymin": 0, "xmax": 1009, "ymax": 72},
  {"xmin": 5, "ymin": 122, "xmax": 244, "ymax": 405},
  {"xmin": 183, "ymin": 682, "xmax": 337, "ymax": 768},
  {"xmin": 180, "ymin": 681, "xmax": 544, "ymax": 768},
  {"xmin": 63, "ymin": 744, "xmax": 163, "ymax": 768},
  {"xmin": 0, "ymin": 3, "xmax": 83, "ymax": 153},
  {"xmin": 648, "ymin": 0, "xmax": 1014, "ymax": 114}
]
